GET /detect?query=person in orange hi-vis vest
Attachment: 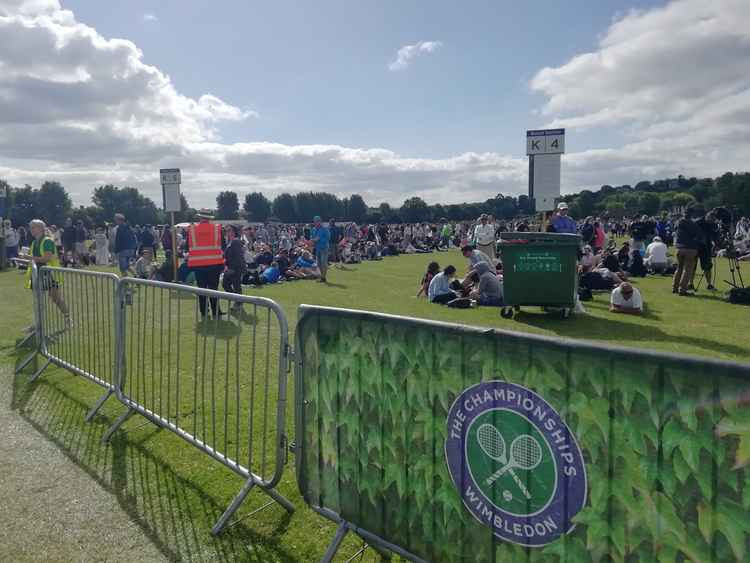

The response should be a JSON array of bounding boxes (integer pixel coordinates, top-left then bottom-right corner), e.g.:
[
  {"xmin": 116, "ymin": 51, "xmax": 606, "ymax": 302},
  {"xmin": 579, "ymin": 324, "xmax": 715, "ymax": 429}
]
[{"xmin": 187, "ymin": 210, "xmax": 225, "ymax": 318}]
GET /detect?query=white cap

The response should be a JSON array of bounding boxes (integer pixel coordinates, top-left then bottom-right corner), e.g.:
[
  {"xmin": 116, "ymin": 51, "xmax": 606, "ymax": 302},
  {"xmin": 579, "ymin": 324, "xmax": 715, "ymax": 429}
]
[{"xmin": 557, "ymin": 202, "xmax": 569, "ymax": 210}]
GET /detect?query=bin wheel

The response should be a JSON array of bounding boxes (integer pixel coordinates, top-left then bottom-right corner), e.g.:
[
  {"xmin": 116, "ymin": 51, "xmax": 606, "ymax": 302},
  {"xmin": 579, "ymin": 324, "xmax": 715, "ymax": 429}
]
[
  {"xmin": 561, "ymin": 308, "xmax": 571, "ymax": 319},
  {"xmin": 501, "ymin": 307, "xmax": 514, "ymax": 319}
]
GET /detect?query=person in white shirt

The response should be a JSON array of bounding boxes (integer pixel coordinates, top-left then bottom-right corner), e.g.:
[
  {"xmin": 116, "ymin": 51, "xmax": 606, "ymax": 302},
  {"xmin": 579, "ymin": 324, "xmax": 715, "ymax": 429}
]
[
  {"xmin": 644, "ymin": 236, "xmax": 669, "ymax": 273},
  {"xmin": 610, "ymin": 282, "xmax": 643, "ymax": 315},
  {"xmin": 473, "ymin": 214, "xmax": 496, "ymax": 259}
]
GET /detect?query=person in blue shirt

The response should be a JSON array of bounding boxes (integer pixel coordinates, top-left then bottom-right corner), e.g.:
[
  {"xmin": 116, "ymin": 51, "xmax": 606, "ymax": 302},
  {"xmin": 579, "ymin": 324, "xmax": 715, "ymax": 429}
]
[
  {"xmin": 260, "ymin": 262, "xmax": 281, "ymax": 284},
  {"xmin": 550, "ymin": 202, "xmax": 578, "ymax": 234},
  {"xmin": 311, "ymin": 215, "xmax": 330, "ymax": 282}
]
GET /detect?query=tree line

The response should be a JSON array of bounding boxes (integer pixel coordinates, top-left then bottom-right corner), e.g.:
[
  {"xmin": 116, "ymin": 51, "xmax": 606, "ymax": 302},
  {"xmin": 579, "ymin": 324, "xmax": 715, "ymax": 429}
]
[{"xmin": 2, "ymin": 171, "xmax": 748, "ymax": 228}]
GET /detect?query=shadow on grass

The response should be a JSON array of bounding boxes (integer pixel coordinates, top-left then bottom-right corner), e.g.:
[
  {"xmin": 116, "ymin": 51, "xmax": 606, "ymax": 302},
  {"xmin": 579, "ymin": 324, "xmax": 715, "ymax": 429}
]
[
  {"xmin": 10, "ymin": 348, "xmax": 297, "ymax": 563},
  {"xmin": 512, "ymin": 307, "xmax": 748, "ymax": 358}
]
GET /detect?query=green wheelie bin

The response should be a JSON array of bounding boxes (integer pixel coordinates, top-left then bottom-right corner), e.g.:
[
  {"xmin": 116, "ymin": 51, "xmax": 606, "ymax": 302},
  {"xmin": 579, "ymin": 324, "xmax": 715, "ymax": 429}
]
[{"xmin": 498, "ymin": 232, "xmax": 581, "ymax": 319}]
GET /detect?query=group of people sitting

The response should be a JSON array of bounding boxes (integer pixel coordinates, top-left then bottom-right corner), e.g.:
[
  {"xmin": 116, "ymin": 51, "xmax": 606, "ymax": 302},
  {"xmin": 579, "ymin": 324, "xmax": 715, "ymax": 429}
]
[{"xmin": 418, "ymin": 245, "xmax": 503, "ymax": 308}]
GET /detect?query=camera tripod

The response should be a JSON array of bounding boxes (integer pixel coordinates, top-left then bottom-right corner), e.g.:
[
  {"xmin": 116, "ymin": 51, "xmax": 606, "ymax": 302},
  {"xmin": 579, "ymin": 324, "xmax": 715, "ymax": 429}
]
[
  {"xmin": 725, "ymin": 249, "xmax": 745, "ymax": 289},
  {"xmin": 694, "ymin": 257, "xmax": 717, "ymax": 291}
]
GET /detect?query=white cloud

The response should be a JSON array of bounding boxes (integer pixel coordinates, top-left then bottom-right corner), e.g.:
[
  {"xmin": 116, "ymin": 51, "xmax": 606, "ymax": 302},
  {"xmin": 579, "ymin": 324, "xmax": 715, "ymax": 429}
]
[
  {"xmin": 0, "ymin": 0, "xmax": 748, "ymax": 210},
  {"xmin": 530, "ymin": 0, "xmax": 750, "ymax": 190},
  {"xmin": 143, "ymin": 13, "xmax": 157, "ymax": 22},
  {"xmin": 388, "ymin": 40, "xmax": 442, "ymax": 71}
]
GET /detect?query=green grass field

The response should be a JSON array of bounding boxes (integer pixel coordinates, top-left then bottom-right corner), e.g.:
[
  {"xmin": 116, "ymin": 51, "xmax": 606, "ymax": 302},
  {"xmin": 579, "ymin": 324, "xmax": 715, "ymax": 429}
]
[{"xmin": 2, "ymin": 250, "xmax": 749, "ymax": 562}]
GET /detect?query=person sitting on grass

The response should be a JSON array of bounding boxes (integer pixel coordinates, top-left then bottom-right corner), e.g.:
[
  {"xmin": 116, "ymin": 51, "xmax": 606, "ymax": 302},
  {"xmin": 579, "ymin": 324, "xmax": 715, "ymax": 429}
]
[
  {"xmin": 417, "ymin": 261, "xmax": 440, "ymax": 298},
  {"xmin": 428, "ymin": 265, "xmax": 458, "ymax": 304},
  {"xmin": 287, "ymin": 250, "xmax": 320, "ymax": 279},
  {"xmin": 610, "ymin": 282, "xmax": 643, "ymax": 315},
  {"xmin": 259, "ymin": 261, "xmax": 282, "ymax": 284},
  {"xmin": 134, "ymin": 247, "xmax": 155, "ymax": 279},
  {"xmin": 644, "ymin": 236, "xmax": 669, "ymax": 273},
  {"xmin": 617, "ymin": 241, "xmax": 631, "ymax": 269},
  {"xmin": 153, "ymin": 250, "xmax": 175, "ymax": 282},
  {"xmin": 461, "ymin": 245, "xmax": 491, "ymax": 271},
  {"xmin": 469, "ymin": 262, "xmax": 503, "ymax": 306},
  {"xmin": 579, "ymin": 245, "xmax": 598, "ymax": 273}
]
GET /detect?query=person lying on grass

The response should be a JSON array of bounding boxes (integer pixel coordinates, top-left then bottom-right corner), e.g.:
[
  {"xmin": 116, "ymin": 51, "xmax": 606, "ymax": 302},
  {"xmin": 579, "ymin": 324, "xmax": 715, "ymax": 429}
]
[{"xmin": 609, "ymin": 282, "xmax": 643, "ymax": 315}]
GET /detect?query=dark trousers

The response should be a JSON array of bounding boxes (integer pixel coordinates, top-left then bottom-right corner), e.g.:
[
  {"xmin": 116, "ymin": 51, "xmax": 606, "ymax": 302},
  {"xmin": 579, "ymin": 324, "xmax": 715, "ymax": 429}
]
[
  {"xmin": 432, "ymin": 291, "xmax": 457, "ymax": 305},
  {"xmin": 194, "ymin": 264, "xmax": 223, "ymax": 316},
  {"xmin": 222, "ymin": 269, "xmax": 243, "ymax": 296}
]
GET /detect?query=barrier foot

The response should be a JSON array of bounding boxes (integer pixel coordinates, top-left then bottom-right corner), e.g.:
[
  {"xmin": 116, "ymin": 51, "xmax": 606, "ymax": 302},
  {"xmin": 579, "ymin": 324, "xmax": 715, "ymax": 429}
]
[
  {"xmin": 262, "ymin": 484, "xmax": 295, "ymax": 514},
  {"xmin": 211, "ymin": 478, "xmax": 256, "ymax": 535},
  {"xmin": 28, "ymin": 358, "xmax": 51, "ymax": 383},
  {"xmin": 102, "ymin": 408, "xmax": 134, "ymax": 443},
  {"xmin": 16, "ymin": 330, "xmax": 36, "ymax": 349},
  {"xmin": 321, "ymin": 522, "xmax": 349, "ymax": 563},
  {"xmin": 85, "ymin": 389, "xmax": 114, "ymax": 422},
  {"xmin": 15, "ymin": 351, "xmax": 38, "ymax": 375}
]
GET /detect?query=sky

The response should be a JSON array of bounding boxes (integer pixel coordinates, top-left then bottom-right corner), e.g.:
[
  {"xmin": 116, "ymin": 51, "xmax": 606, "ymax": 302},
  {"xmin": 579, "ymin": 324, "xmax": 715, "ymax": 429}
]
[{"xmin": 0, "ymin": 0, "xmax": 748, "ymax": 209}]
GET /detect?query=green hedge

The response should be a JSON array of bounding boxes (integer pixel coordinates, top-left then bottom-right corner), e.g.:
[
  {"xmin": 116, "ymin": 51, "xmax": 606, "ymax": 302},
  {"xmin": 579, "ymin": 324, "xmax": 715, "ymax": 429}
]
[{"xmin": 296, "ymin": 307, "xmax": 750, "ymax": 562}]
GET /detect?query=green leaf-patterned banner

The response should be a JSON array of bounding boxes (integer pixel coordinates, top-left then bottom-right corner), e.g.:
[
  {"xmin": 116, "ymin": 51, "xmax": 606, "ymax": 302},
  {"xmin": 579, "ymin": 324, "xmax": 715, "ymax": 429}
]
[{"xmin": 294, "ymin": 305, "xmax": 750, "ymax": 562}]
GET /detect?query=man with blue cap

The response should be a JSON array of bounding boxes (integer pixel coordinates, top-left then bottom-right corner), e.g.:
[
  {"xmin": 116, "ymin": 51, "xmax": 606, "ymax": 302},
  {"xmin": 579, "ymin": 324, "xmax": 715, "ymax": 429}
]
[{"xmin": 311, "ymin": 215, "xmax": 330, "ymax": 283}]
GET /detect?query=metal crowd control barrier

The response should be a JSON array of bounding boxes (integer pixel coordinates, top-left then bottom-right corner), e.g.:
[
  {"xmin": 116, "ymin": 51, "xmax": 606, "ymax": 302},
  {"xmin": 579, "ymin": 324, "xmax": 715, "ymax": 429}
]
[
  {"xmin": 14, "ymin": 262, "xmax": 42, "ymax": 364},
  {"xmin": 295, "ymin": 305, "xmax": 750, "ymax": 563},
  {"xmin": 102, "ymin": 277, "xmax": 294, "ymax": 535},
  {"xmin": 16, "ymin": 264, "xmax": 121, "ymax": 421}
]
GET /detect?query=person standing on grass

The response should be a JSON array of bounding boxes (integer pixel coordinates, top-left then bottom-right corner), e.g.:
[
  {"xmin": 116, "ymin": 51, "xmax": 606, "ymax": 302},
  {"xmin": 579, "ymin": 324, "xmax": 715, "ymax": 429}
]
[
  {"xmin": 672, "ymin": 209, "xmax": 703, "ymax": 296},
  {"xmin": 61, "ymin": 218, "xmax": 75, "ymax": 265},
  {"xmin": 311, "ymin": 215, "xmax": 330, "ymax": 283},
  {"xmin": 222, "ymin": 225, "xmax": 245, "ymax": 310},
  {"xmin": 187, "ymin": 210, "xmax": 225, "ymax": 318},
  {"xmin": 113, "ymin": 213, "xmax": 137, "ymax": 276},
  {"xmin": 94, "ymin": 227, "xmax": 109, "ymax": 266},
  {"xmin": 551, "ymin": 202, "xmax": 577, "ymax": 234},
  {"xmin": 74, "ymin": 220, "xmax": 87, "ymax": 267},
  {"xmin": 473, "ymin": 214, "xmax": 497, "ymax": 260},
  {"xmin": 26, "ymin": 219, "xmax": 71, "ymax": 326}
]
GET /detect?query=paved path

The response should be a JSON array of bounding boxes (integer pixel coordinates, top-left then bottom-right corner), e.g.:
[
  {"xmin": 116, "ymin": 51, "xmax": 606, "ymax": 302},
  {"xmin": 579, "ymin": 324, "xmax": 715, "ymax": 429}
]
[{"xmin": 0, "ymin": 363, "xmax": 167, "ymax": 562}]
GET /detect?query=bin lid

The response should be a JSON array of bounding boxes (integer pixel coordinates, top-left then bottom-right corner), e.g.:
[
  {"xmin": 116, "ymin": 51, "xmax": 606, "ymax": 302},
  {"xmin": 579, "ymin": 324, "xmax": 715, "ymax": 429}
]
[{"xmin": 499, "ymin": 232, "xmax": 581, "ymax": 246}]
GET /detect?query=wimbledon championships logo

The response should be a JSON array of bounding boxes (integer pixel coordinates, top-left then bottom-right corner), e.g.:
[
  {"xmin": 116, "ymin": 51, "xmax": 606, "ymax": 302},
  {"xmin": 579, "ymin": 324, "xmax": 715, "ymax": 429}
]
[{"xmin": 444, "ymin": 381, "xmax": 587, "ymax": 547}]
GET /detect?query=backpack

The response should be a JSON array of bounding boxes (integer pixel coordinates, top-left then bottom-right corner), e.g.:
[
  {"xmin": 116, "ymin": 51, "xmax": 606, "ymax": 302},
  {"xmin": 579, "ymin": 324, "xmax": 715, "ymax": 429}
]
[
  {"xmin": 727, "ymin": 288, "xmax": 750, "ymax": 305},
  {"xmin": 447, "ymin": 297, "xmax": 474, "ymax": 309}
]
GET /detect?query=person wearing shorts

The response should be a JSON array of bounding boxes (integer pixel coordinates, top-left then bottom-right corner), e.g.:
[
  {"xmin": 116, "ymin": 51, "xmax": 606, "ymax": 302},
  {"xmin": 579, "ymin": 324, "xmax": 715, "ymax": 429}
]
[{"xmin": 26, "ymin": 219, "xmax": 70, "ymax": 325}]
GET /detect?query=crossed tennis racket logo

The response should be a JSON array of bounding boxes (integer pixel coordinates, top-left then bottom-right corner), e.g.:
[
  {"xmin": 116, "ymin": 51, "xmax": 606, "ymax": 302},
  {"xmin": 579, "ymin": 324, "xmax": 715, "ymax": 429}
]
[{"xmin": 477, "ymin": 423, "xmax": 543, "ymax": 500}]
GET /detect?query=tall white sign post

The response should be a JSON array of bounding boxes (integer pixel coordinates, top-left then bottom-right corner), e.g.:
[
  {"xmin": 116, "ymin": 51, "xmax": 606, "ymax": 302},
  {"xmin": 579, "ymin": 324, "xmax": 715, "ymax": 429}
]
[
  {"xmin": 160, "ymin": 168, "xmax": 181, "ymax": 281},
  {"xmin": 526, "ymin": 129, "xmax": 565, "ymax": 225}
]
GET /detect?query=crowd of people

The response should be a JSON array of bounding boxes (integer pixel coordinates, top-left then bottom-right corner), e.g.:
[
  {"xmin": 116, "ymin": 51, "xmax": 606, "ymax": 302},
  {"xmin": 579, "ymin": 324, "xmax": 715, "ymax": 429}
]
[
  {"xmin": 10, "ymin": 202, "xmax": 750, "ymax": 319},
  {"xmin": 417, "ymin": 203, "xmax": 750, "ymax": 314}
]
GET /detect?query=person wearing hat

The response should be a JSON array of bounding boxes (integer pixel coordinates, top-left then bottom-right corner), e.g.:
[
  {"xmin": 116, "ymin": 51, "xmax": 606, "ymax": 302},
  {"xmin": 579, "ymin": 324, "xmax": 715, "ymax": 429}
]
[
  {"xmin": 473, "ymin": 214, "xmax": 496, "ymax": 260},
  {"xmin": 187, "ymin": 210, "xmax": 225, "ymax": 317},
  {"xmin": 311, "ymin": 215, "xmax": 330, "ymax": 283},
  {"xmin": 645, "ymin": 236, "xmax": 669, "ymax": 274},
  {"xmin": 551, "ymin": 202, "xmax": 577, "ymax": 234}
]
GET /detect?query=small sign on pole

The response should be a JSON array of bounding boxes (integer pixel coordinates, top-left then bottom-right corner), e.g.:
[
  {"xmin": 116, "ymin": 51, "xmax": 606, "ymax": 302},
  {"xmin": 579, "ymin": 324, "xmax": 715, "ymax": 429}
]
[
  {"xmin": 526, "ymin": 129, "xmax": 565, "ymax": 215},
  {"xmin": 160, "ymin": 168, "xmax": 182, "ymax": 281}
]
